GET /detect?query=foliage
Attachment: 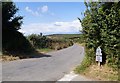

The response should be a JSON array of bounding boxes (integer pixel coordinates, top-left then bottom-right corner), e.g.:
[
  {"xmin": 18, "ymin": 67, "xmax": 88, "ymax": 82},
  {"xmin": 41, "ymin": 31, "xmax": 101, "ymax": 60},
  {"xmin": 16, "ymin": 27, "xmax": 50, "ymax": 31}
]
[
  {"xmin": 27, "ymin": 34, "xmax": 73, "ymax": 50},
  {"xmin": 2, "ymin": 2, "xmax": 23, "ymax": 30},
  {"xmin": 27, "ymin": 34, "xmax": 48, "ymax": 48},
  {"xmin": 71, "ymin": 34, "xmax": 85, "ymax": 43},
  {"xmin": 47, "ymin": 34, "xmax": 84, "ymax": 43},
  {"xmin": 79, "ymin": 2, "xmax": 120, "ymax": 69},
  {"xmin": 2, "ymin": 2, "xmax": 34, "ymax": 55},
  {"xmin": 75, "ymin": 48, "xmax": 118, "ymax": 81}
]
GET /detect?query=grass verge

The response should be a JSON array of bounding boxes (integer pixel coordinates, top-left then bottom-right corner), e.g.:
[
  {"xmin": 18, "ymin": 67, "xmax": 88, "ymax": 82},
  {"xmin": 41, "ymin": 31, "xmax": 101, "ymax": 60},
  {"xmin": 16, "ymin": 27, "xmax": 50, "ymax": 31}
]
[
  {"xmin": 36, "ymin": 48, "xmax": 54, "ymax": 53},
  {"xmin": 74, "ymin": 47, "xmax": 118, "ymax": 81},
  {"xmin": 2, "ymin": 55, "xmax": 20, "ymax": 61},
  {"xmin": 74, "ymin": 54, "xmax": 91, "ymax": 73},
  {"xmin": 2, "ymin": 48, "xmax": 54, "ymax": 62},
  {"xmin": 82, "ymin": 64, "xmax": 118, "ymax": 81}
]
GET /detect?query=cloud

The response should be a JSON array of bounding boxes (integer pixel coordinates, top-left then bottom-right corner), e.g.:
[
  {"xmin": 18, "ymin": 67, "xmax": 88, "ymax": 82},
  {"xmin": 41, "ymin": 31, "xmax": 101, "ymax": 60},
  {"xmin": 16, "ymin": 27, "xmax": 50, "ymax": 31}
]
[
  {"xmin": 25, "ymin": 6, "xmax": 32, "ymax": 12},
  {"xmin": 19, "ymin": 20, "xmax": 82, "ymax": 35},
  {"xmin": 41, "ymin": 5, "xmax": 48, "ymax": 13},
  {"xmin": 38, "ymin": 5, "xmax": 54, "ymax": 16},
  {"xmin": 25, "ymin": 5, "xmax": 54, "ymax": 17},
  {"xmin": 54, "ymin": 23, "xmax": 61, "ymax": 26},
  {"xmin": 25, "ymin": 6, "xmax": 40, "ymax": 16}
]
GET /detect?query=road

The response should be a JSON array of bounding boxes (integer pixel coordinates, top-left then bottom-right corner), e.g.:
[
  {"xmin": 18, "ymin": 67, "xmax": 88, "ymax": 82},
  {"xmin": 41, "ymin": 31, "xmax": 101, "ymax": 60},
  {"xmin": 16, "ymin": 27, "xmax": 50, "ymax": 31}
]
[{"xmin": 2, "ymin": 44, "xmax": 85, "ymax": 81}]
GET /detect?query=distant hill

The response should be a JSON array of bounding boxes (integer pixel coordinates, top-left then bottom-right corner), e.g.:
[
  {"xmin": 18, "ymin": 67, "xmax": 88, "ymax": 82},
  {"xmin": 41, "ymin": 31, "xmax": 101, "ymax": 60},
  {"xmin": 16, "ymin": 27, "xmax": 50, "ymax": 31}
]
[{"xmin": 46, "ymin": 34, "xmax": 82, "ymax": 40}]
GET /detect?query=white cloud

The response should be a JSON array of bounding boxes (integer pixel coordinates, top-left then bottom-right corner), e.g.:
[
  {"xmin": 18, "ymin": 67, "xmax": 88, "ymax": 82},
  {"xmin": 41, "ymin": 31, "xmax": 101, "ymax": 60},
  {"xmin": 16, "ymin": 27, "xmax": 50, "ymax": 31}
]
[
  {"xmin": 19, "ymin": 20, "xmax": 82, "ymax": 35},
  {"xmin": 25, "ymin": 5, "xmax": 54, "ymax": 17},
  {"xmin": 41, "ymin": 5, "xmax": 48, "ymax": 13},
  {"xmin": 25, "ymin": 6, "xmax": 40, "ymax": 16},
  {"xmin": 25, "ymin": 6, "xmax": 32, "ymax": 12}
]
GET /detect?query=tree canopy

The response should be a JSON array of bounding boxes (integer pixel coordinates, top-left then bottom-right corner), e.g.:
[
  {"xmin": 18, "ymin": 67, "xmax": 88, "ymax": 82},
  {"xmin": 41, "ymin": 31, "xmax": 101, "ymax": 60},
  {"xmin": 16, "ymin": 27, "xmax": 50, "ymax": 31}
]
[
  {"xmin": 2, "ymin": 2, "xmax": 23, "ymax": 30},
  {"xmin": 80, "ymin": 2, "xmax": 120, "ymax": 69},
  {"xmin": 2, "ymin": 2, "xmax": 34, "ymax": 55}
]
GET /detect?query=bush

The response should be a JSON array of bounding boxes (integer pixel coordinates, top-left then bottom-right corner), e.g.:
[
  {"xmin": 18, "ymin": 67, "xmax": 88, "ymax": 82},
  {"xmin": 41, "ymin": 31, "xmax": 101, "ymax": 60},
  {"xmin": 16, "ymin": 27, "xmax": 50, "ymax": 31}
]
[
  {"xmin": 27, "ymin": 34, "xmax": 74, "ymax": 50},
  {"xmin": 2, "ymin": 29, "xmax": 34, "ymax": 55},
  {"xmin": 80, "ymin": 2, "xmax": 120, "ymax": 69}
]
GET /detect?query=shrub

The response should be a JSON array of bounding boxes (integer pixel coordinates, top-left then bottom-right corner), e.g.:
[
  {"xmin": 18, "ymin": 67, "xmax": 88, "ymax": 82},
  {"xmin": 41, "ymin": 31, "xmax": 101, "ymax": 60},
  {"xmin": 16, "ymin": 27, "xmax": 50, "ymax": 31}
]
[
  {"xmin": 27, "ymin": 34, "xmax": 74, "ymax": 50},
  {"xmin": 3, "ymin": 29, "xmax": 34, "ymax": 55}
]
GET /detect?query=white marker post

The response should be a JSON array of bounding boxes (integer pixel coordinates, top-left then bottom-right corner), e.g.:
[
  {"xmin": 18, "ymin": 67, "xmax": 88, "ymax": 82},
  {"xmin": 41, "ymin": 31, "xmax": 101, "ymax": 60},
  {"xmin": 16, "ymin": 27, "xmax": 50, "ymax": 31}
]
[{"xmin": 96, "ymin": 46, "xmax": 102, "ymax": 67}]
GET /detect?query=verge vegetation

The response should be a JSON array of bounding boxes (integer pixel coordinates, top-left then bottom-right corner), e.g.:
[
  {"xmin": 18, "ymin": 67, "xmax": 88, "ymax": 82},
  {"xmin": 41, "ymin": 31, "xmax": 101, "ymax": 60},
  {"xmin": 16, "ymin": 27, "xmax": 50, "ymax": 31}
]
[
  {"xmin": 27, "ymin": 33, "xmax": 74, "ymax": 51},
  {"xmin": 75, "ymin": 2, "xmax": 119, "ymax": 81}
]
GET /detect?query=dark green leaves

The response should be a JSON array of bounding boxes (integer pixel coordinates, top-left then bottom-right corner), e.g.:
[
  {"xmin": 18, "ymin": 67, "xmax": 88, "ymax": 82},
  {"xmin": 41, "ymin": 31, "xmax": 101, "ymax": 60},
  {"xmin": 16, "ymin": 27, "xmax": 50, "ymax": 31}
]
[
  {"xmin": 81, "ymin": 2, "xmax": 120, "ymax": 69},
  {"xmin": 2, "ymin": 2, "xmax": 23, "ymax": 30}
]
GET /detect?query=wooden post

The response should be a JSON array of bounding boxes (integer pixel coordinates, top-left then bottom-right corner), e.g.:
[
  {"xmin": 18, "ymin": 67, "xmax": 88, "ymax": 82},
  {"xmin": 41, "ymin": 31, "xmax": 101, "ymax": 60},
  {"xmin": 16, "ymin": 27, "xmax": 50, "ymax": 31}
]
[{"xmin": 98, "ymin": 61, "xmax": 100, "ymax": 66}]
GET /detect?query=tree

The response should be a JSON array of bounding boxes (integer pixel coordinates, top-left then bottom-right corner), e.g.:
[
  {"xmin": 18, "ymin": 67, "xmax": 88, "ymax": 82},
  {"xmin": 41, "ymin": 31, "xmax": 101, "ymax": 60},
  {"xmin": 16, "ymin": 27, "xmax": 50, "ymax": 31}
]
[
  {"xmin": 40, "ymin": 33, "xmax": 43, "ymax": 36},
  {"xmin": 80, "ymin": 2, "xmax": 120, "ymax": 69},
  {"xmin": 99, "ymin": 2, "xmax": 120, "ymax": 68},
  {"xmin": 2, "ymin": 2, "xmax": 23, "ymax": 30},
  {"xmin": 2, "ymin": 1, "xmax": 34, "ymax": 55}
]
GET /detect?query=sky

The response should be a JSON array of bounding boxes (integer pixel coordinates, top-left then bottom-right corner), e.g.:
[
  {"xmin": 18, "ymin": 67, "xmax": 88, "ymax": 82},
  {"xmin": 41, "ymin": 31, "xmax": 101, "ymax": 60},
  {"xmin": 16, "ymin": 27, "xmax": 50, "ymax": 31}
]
[{"xmin": 15, "ymin": 2, "xmax": 86, "ymax": 35}]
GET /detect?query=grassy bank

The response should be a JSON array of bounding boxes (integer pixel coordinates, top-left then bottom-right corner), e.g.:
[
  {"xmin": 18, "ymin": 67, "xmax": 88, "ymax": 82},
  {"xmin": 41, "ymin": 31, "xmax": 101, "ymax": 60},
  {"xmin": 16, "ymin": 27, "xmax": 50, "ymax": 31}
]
[
  {"xmin": 36, "ymin": 48, "xmax": 54, "ymax": 53},
  {"xmin": 75, "ymin": 64, "xmax": 118, "ymax": 81},
  {"xmin": 2, "ymin": 34, "xmax": 75, "ymax": 62},
  {"xmin": 74, "ymin": 47, "xmax": 118, "ymax": 81},
  {"xmin": 2, "ymin": 55, "xmax": 20, "ymax": 61}
]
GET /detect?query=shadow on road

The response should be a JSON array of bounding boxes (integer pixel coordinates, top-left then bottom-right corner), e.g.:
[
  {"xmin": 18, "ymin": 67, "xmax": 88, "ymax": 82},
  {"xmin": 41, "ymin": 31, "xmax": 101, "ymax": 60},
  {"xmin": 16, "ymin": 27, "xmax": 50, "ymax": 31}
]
[
  {"xmin": 31, "ymin": 52, "xmax": 52, "ymax": 58},
  {"xmin": 2, "ymin": 50, "xmax": 52, "ymax": 61}
]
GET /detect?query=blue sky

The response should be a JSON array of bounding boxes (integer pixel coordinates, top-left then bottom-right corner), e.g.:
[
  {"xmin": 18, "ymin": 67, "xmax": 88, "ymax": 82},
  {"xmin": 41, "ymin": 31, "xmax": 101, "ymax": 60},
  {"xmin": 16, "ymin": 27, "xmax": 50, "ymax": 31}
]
[{"xmin": 15, "ymin": 2, "xmax": 86, "ymax": 35}]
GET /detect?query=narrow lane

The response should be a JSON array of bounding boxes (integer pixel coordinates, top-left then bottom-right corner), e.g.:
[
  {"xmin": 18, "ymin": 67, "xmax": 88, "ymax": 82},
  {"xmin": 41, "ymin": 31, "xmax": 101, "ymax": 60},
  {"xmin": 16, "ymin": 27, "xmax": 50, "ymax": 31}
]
[{"xmin": 2, "ymin": 44, "xmax": 85, "ymax": 81}]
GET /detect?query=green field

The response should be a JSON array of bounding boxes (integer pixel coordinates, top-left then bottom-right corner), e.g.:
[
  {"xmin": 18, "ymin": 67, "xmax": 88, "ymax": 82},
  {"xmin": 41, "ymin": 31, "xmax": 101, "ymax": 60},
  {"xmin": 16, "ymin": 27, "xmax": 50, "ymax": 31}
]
[
  {"xmin": 46, "ymin": 34, "xmax": 84, "ymax": 44},
  {"xmin": 46, "ymin": 34, "xmax": 82, "ymax": 40}
]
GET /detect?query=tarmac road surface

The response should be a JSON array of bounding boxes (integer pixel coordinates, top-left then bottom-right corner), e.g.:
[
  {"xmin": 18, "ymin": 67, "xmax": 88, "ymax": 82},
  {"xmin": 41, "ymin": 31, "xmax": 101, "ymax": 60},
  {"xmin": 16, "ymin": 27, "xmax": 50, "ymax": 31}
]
[{"xmin": 2, "ymin": 44, "xmax": 85, "ymax": 81}]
